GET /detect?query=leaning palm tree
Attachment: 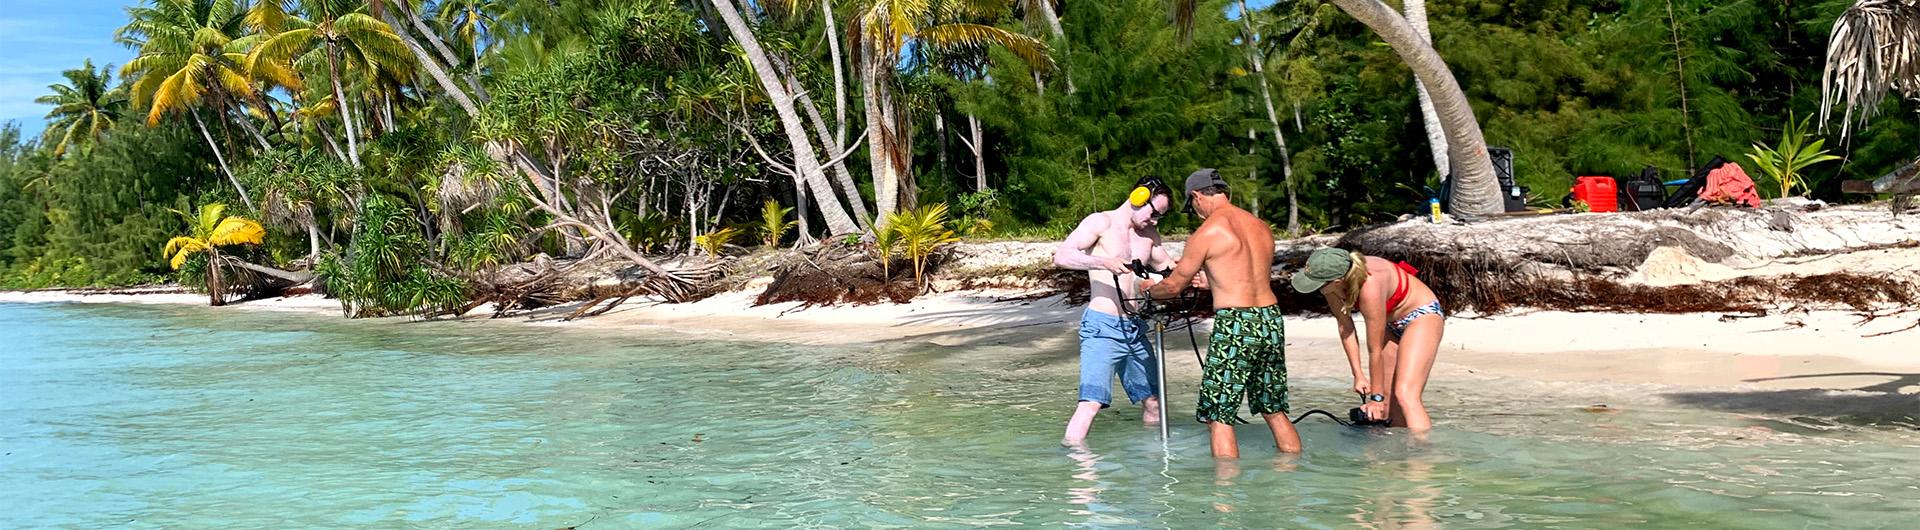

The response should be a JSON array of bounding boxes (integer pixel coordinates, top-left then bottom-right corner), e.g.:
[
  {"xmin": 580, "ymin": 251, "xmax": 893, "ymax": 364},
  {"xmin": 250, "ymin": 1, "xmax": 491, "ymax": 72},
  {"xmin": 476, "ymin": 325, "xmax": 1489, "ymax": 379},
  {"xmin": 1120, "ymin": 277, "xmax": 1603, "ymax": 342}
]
[
  {"xmin": 164, "ymin": 203, "xmax": 267, "ymax": 306},
  {"xmin": 118, "ymin": 0, "xmax": 267, "ymax": 210},
  {"xmin": 248, "ymin": 0, "xmax": 415, "ymax": 168},
  {"xmin": 35, "ymin": 59, "xmax": 129, "ymax": 158},
  {"xmin": 1171, "ymin": 0, "xmax": 1500, "ymax": 214},
  {"xmin": 1324, "ymin": 0, "xmax": 1500, "ymax": 215},
  {"xmin": 850, "ymin": 0, "xmax": 1053, "ymax": 223}
]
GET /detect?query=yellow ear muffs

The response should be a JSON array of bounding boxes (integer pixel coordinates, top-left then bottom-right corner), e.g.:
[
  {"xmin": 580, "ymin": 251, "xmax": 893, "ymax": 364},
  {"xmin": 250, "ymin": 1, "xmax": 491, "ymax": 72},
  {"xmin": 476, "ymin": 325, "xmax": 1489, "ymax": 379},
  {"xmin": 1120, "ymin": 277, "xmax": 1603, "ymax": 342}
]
[{"xmin": 1128, "ymin": 186, "xmax": 1153, "ymax": 207}]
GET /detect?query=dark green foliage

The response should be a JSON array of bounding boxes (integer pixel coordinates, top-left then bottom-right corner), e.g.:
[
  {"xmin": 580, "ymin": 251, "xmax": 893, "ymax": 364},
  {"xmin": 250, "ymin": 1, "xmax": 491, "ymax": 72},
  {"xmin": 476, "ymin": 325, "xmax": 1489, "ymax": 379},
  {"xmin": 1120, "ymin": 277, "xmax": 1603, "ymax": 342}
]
[
  {"xmin": 4, "ymin": 0, "xmax": 1919, "ymax": 292},
  {"xmin": 951, "ymin": 0, "xmax": 1252, "ymax": 230},
  {"xmin": 2, "ymin": 121, "xmax": 211, "ymax": 287}
]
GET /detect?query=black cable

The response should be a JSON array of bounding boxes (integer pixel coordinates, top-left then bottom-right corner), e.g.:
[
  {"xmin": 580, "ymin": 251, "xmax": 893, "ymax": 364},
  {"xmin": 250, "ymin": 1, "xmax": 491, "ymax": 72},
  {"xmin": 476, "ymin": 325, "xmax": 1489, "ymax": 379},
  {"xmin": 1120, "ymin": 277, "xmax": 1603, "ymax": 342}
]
[{"xmin": 1290, "ymin": 409, "xmax": 1353, "ymax": 427}]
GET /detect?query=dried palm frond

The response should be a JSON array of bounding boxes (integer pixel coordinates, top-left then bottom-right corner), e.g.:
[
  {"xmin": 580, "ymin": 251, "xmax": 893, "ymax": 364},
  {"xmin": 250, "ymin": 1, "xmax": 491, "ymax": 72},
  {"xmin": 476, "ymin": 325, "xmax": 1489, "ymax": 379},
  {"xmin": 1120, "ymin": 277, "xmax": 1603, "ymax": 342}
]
[{"xmin": 1820, "ymin": 0, "xmax": 1920, "ymax": 139}]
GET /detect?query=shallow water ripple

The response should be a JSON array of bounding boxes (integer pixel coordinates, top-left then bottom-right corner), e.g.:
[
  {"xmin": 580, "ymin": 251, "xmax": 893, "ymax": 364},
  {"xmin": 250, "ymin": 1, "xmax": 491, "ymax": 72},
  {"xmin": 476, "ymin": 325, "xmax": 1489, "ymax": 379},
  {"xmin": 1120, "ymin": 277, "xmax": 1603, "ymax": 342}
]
[{"xmin": 3, "ymin": 303, "xmax": 1918, "ymax": 528}]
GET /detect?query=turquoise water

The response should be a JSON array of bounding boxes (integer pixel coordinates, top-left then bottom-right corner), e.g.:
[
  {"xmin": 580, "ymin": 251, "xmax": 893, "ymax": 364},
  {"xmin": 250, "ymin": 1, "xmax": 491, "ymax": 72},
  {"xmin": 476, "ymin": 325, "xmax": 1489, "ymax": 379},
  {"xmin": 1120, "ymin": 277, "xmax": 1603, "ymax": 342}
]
[{"xmin": 3, "ymin": 302, "xmax": 1918, "ymax": 528}]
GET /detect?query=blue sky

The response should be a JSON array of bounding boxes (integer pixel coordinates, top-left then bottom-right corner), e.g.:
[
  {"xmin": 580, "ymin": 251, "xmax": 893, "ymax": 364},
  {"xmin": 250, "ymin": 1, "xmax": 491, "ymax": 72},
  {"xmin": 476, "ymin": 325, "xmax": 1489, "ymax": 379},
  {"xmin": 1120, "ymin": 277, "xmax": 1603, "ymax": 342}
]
[{"xmin": 0, "ymin": 1, "xmax": 137, "ymax": 138}]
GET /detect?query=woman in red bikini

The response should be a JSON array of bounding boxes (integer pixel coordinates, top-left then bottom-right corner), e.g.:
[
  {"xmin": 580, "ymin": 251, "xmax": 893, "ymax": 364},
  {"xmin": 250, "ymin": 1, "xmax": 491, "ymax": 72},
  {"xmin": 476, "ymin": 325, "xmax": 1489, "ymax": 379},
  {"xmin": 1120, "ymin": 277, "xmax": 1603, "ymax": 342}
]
[{"xmin": 1290, "ymin": 247, "xmax": 1445, "ymax": 432}]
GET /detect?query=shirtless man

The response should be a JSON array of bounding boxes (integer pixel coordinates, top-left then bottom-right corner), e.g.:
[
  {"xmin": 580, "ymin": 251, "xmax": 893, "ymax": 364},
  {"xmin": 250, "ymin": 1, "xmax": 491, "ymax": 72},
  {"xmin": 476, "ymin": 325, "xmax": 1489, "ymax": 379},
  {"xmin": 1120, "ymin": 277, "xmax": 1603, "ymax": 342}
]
[
  {"xmin": 1053, "ymin": 176, "xmax": 1177, "ymax": 446},
  {"xmin": 1145, "ymin": 168, "xmax": 1301, "ymax": 458}
]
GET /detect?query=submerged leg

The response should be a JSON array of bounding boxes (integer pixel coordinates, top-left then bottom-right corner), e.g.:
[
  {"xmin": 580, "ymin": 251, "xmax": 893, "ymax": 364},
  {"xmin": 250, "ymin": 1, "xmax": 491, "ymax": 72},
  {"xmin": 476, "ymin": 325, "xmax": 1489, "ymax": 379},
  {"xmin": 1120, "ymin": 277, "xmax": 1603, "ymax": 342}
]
[
  {"xmin": 1260, "ymin": 412, "xmax": 1303, "ymax": 453},
  {"xmin": 1063, "ymin": 400, "xmax": 1103, "ymax": 446},
  {"xmin": 1390, "ymin": 316, "xmax": 1445, "ymax": 432},
  {"xmin": 1208, "ymin": 421, "xmax": 1240, "ymax": 458}
]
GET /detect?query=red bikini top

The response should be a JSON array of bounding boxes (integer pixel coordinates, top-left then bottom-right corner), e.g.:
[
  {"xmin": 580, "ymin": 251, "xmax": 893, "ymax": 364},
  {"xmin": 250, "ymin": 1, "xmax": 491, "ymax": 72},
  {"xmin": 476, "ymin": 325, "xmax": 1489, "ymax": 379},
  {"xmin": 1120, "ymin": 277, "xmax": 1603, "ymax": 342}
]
[{"xmin": 1384, "ymin": 261, "xmax": 1420, "ymax": 310}]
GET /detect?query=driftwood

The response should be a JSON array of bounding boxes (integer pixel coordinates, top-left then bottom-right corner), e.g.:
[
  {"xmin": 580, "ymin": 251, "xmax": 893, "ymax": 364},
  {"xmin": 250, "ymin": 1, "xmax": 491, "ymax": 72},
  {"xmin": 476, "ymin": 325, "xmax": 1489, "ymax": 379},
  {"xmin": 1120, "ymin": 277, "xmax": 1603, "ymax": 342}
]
[
  {"xmin": 754, "ymin": 242, "xmax": 923, "ymax": 307},
  {"xmin": 1329, "ymin": 203, "xmax": 1920, "ymax": 314},
  {"xmin": 470, "ymin": 254, "xmax": 729, "ymax": 319}
]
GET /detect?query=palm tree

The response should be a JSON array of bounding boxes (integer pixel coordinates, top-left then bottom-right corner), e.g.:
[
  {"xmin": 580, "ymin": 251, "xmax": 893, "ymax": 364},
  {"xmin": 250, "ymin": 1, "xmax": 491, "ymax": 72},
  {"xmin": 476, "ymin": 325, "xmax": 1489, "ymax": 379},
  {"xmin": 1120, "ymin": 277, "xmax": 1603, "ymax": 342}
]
[
  {"xmin": 850, "ymin": 0, "xmax": 1052, "ymax": 222},
  {"xmin": 1324, "ymin": 0, "xmax": 1500, "ymax": 215},
  {"xmin": 248, "ymin": 0, "xmax": 415, "ymax": 168},
  {"xmin": 1821, "ymin": 0, "xmax": 1920, "ymax": 140},
  {"xmin": 1177, "ymin": 0, "xmax": 1499, "ymax": 213},
  {"xmin": 1821, "ymin": 0, "xmax": 1920, "ymax": 196},
  {"xmin": 118, "ymin": 0, "xmax": 267, "ymax": 210},
  {"xmin": 1015, "ymin": 0, "xmax": 1072, "ymax": 94},
  {"xmin": 163, "ymin": 202, "xmax": 267, "ymax": 306},
  {"xmin": 1404, "ymin": 0, "xmax": 1448, "ymax": 181},
  {"xmin": 35, "ymin": 59, "xmax": 129, "ymax": 158},
  {"xmin": 435, "ymin": 0, "xmax": 502, "ymax": 66}
]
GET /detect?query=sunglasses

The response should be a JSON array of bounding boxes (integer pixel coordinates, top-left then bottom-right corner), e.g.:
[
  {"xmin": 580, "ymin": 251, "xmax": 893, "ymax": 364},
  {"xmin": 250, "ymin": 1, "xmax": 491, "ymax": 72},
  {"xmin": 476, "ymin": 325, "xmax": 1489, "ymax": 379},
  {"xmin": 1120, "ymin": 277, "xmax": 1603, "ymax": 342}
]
[{"xmin": 1145, "ymin": 200, "xmax": 1165, "ymax": 221}]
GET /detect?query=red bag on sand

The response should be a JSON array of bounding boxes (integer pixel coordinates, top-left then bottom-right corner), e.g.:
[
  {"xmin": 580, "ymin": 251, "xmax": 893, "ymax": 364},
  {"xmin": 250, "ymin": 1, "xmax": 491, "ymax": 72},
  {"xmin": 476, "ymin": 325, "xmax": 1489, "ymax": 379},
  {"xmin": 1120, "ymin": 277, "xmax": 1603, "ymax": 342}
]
[{"xmin": 1699, "ymin": 162, "xmax": 1763, "ymax": 208}]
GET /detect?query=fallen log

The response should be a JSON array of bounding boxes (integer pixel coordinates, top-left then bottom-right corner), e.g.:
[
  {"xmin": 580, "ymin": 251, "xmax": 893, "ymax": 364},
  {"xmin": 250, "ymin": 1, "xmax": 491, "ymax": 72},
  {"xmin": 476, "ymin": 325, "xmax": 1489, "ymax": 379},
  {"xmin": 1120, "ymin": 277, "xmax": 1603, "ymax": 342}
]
[{"xmin": 1840, "ymin": 156, "xmax": 1920, "ymax": 194}]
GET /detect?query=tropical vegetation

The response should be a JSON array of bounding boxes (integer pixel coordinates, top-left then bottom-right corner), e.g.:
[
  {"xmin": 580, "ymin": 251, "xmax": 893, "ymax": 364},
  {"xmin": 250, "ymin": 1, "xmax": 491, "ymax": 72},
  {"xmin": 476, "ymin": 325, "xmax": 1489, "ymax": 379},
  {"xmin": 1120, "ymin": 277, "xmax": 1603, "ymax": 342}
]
[{"xmin": 1, "ymin": 0, "xmax": 1917, "ymax": 314}]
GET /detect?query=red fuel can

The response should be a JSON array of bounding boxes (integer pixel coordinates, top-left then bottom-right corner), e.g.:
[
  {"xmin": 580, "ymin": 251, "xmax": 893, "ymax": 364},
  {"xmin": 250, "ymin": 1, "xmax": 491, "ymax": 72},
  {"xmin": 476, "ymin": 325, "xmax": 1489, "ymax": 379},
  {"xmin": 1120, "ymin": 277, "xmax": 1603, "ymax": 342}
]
[{"xmin": 1572, "ymin": 176, "xmax": 1619, "ymax": 213}]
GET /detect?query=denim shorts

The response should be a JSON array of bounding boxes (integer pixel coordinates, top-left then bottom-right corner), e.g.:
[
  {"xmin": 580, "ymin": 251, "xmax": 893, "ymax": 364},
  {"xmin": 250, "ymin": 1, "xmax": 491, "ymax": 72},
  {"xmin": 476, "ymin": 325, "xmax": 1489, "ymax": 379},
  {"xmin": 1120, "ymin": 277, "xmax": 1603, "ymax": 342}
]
[{"xmin": 1077, "ymin": 309, "xmax": 1158, "ymax": 407}]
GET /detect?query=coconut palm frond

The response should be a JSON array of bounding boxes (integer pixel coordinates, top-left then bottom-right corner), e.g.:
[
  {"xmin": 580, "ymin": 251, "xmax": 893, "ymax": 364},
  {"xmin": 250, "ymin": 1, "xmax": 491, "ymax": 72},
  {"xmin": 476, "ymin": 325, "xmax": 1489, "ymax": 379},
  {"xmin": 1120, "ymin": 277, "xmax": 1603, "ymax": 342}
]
[
  {"xmin": 164, "ymin": 236, "xmax": 207, "ymax": 270},
  {"xmin": 918, "ymin": 23, "xmax": 1054, "ymax": 72},
  {"xmin": 1820, "ymin": 0, "xmax": 1920, "ymax": 139},
  {"xmin": 210, "ymin": 217, "xmax": 267, "ymax": 246}
]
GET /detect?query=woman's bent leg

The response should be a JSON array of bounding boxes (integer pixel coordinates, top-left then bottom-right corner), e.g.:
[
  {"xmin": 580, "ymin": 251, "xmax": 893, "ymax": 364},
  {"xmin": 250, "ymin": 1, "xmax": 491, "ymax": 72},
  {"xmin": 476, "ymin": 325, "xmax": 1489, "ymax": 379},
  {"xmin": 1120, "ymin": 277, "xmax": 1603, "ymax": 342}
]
[{"xmin": 1390, "ymin": 316, "xmax": 1444, "ymax": 431}]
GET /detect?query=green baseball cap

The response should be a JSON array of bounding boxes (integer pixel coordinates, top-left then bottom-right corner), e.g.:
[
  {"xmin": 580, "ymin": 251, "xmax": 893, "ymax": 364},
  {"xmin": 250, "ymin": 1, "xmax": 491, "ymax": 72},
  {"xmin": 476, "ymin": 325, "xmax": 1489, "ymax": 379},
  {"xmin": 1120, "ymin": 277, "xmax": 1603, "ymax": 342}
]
[{"xmin": 1291, "ymin": 247, "xmax": 1353, "ymax": 293}]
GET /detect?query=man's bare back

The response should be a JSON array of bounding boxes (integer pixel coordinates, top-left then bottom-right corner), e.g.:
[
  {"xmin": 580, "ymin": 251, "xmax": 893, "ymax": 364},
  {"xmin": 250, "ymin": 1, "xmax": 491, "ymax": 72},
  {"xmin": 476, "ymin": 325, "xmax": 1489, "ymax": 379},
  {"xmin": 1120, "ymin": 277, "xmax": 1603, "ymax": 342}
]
[
  {"xmin": 1148, "ymin": 202, "xmax": 1276, "ymax": 309},
  {"xmin": 1184, "ymin": 205, "xmax": 1277, "ymax": 309}
]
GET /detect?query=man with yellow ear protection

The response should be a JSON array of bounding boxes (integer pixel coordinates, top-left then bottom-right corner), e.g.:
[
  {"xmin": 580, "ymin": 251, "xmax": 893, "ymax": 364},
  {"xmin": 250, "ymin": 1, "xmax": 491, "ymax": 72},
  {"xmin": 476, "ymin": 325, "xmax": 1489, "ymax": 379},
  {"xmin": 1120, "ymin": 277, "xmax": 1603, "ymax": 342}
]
[{"xmin": 1052, "ymin": 175, "xmax": 1178, "ymax": 446}]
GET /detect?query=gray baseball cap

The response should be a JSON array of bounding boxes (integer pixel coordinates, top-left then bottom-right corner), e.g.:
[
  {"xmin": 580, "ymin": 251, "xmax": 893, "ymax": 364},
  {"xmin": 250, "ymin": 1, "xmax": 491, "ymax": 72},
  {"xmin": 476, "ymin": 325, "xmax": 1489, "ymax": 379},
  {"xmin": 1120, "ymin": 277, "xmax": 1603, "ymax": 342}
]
[{"xmin": 1183, "ymin": 168, "xmax": 1228, "ymax": 214}]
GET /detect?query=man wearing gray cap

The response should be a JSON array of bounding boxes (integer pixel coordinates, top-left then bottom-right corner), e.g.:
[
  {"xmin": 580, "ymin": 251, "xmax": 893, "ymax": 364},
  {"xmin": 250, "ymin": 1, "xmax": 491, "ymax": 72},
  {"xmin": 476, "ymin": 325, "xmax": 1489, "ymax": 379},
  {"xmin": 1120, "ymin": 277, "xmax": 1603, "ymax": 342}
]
[{"xmin": 1143, "ymin": 168, "xmax": 1301, "ymax": 458}]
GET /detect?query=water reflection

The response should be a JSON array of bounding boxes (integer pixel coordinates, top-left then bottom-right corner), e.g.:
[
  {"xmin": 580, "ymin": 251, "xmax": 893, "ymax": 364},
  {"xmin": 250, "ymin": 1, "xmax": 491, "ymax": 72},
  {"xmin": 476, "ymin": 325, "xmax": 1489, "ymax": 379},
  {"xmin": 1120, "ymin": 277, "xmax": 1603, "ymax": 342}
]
[
  {"xmin": 1350, "ymin": 443, "xmax": 1441, "ymax": 529},
  {"xmin": 1064, "ymin": 445, "xmax": 1147, "ymax": 526}
]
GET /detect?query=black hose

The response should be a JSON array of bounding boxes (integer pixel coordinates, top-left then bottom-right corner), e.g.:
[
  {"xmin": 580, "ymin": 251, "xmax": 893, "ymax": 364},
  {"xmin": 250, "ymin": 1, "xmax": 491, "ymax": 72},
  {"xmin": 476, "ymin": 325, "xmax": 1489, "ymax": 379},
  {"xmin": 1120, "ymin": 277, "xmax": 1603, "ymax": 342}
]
[{"xmin": 1290, "ymin": 409, "xmax": 1354, "ymax": 427}]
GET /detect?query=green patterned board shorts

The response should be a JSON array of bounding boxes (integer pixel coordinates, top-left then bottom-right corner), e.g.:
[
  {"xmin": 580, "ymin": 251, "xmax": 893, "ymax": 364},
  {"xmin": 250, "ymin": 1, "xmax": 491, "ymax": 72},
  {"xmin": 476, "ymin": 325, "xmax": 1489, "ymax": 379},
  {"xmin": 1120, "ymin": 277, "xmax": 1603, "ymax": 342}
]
[{"xmin": 1195, "ymin": 304, "xmax": 1288, "ymax": 425}]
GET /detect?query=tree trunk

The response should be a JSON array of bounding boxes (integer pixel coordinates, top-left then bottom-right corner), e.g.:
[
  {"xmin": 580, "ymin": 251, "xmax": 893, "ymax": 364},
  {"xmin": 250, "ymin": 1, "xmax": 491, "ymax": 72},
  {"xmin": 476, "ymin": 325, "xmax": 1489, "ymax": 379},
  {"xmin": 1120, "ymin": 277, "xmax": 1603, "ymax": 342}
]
[
  {"xmin": 823, "ymin": 0, "xmax": 849, "ymax": 147},
  {"xmin": 191, "ymin": 107, "xmax": 253, "ymax": 211},
  {"xmin": 395, "ymin": 0, "xmax": 487, "ymax": 98},
  {"xmin": 305, "ymin": 216, "xmax": 321, "ymax": 262},
  {"xmin": 377, "ymin": 7, "xmax": 483, "ymax": 116},
  {"xmin": 968, "ymin": 113, "xmax": 986, "ymax": 191},
  {"xmin": 1663, "ymin": 0, "xmax": 1697, "ymax": 171},
  {"xmin": 793, "ymin": 171, "xmax": 811, "ymax": 243},
  {"xmin": 1404, "ymin": 0, "xmax": 1450, "ymax": 180},
  {"xmin": 1329, "ymin": 0, "xmax": 1499, "ymax": 215},
  {"xmin": 318, "ymin": 124, "xmax": 346, "ymax": 163},
  {"xmin": 711, "ymin": 0, "xmax": 860, "ymax": 235},
  {"xmin": 796, "ymin": 76, "xmax": 873, "ymax": 228},
  {"xmin": 233, "ymin": 107, "xmax": 273, "ymax": 150},
  {"xmin": 864, "ymin": 59, "xmax": 903, "ymax": 224},
  {"xmin": 1237, "ymin": 0, "xmax": 1299, "ymax": 235},
  {"xmin": 324, "ymin": 43, "xmax": 362, "ymax": 168},
  {"xmin": 1036, "ymin": 0, "xmax": 1075, "ymax": 94},
  {"xmin": 207, "ymin": 251, "xmax": 226, "ymax": 306},
  {"xmin": 935, "ymin": 111, "xmax": 948, "ymax": 187},
  {"xmin": 230, "ymin": 258, "xmax": 316, "ymax": 283}
]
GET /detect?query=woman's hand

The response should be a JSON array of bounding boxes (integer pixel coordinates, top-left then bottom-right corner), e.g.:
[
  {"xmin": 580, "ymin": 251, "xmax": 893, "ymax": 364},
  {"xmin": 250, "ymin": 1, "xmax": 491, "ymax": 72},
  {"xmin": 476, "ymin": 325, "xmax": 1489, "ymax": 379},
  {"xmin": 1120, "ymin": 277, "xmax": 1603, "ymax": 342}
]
[
  {"xmin": 1352, "ymin": 380, "xmax": 1370, "ymax": 397},
  {"xmin": 1361, "ymin": 402, "xmax": 1389, "ymax": 422}
]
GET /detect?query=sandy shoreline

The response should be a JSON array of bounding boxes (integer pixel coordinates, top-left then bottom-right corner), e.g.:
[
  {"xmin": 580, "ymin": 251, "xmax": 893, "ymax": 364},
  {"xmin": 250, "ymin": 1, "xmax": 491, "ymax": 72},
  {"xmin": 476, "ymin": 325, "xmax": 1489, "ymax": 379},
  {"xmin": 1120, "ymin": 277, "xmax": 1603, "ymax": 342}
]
[{"xmin": 6, "ymin": 286, "xmax": 1917, "ymax": 400}]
